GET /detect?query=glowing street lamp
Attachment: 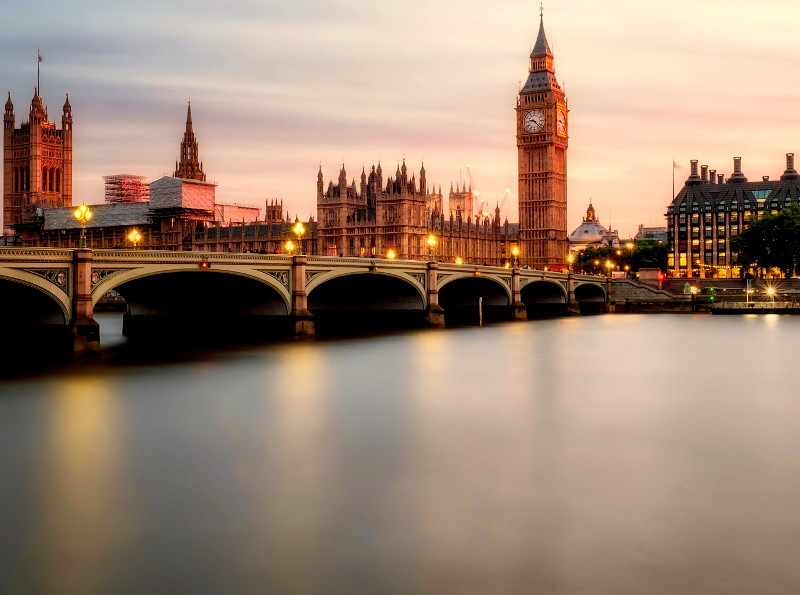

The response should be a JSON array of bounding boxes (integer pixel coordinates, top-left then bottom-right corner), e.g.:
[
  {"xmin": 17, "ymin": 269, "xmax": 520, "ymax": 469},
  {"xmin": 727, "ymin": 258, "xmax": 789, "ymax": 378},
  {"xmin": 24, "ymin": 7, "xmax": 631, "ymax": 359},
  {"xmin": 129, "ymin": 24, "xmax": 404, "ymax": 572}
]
[
  {"xmin": 455, "ymin": 256, "xmax": 463, "ymax": 265},
  {"xmin": 387, "ymin": 249, "xmax": 396, "ymax": 259},
  {"xmin": 285, "ymin": 240, "xmax": 295, "ymax": 255},
  {"xmin": 73, "ymin": 203, "xmax": 92, "ymax": 248},
  {"xmin": 128, "ymin": 229, "xmax": 141, "ymax": 250},
  {"xmin": 766, "ymin": 287, "xmax": 776, "ymax": 302},
  {"xmin": 427, "ymin": 234, "xmax": 437, "ymax": 260},
  {"xmin": 625, "ymin": 242, "xmax": 634, "ymax": 250},
  {"xmin": 292, "ymin": 219, "xmax": 305, "ymax": 254},
  {"xmin": 605, "ymin": 260, "xmax": 614, "ymax": 277},
  {"xmin": 511, "ymin": 245, "xmax": 520, "ymax": 268},
  {"xmin": 567, "ymin": 253, "xmax": 574, "ymax": 272}
]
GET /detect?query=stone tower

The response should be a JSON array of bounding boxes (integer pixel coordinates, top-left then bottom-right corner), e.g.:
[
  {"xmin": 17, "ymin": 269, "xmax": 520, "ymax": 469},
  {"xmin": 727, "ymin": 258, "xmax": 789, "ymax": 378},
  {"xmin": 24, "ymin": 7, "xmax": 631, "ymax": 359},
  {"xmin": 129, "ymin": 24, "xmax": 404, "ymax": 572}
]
[
  {"xmin": 516, "ymin": 9, "xmax": 568, "ymax": 269},
  {"xmin": 174, "ymin": 102, "xmax": 206, "ymax": 181},
  {"xmin": 3, "ymin": 89, "xmax": 73, "ymax": 228}
]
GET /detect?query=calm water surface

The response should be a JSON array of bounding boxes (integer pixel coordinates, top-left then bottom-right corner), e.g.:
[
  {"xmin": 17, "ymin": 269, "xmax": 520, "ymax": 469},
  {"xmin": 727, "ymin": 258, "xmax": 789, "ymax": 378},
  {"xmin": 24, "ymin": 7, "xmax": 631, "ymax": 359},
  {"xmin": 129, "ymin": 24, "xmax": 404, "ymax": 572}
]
[{"xmin": 1, "ymin": 314, "xmax": 799, "ymax": 594}]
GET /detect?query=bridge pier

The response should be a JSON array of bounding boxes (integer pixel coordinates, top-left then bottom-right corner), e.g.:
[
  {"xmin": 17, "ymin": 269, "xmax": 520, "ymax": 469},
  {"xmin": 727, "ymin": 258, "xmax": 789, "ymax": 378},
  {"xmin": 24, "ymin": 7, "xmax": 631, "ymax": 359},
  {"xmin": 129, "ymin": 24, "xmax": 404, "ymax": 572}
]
[
  {"xmin": 291, "ymin": 254, "xmax": 315, "ymax": 337},
  {"xmin": 566, "ymin": 274, "xmax": 581, "ymax": 315},
  {"xmin": 71, "ymin": 248, "xmax": 100, "ymax": 355},
  {"xmin": 425, "ymin": 261, "xmax": 445, "ymax": 327},
  {"xmin": 510, "ymin": 268, "xmax": 527, "ymax": 320}
]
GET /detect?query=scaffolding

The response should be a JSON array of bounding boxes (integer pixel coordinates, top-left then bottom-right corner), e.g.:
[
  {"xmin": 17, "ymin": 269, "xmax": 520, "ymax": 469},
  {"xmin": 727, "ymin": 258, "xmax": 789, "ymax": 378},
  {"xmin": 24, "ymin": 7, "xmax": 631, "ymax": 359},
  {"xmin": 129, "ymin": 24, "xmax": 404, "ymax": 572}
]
[{"xmin": 103, "ymin": 174, "xmax": 150, "ymax": 203}]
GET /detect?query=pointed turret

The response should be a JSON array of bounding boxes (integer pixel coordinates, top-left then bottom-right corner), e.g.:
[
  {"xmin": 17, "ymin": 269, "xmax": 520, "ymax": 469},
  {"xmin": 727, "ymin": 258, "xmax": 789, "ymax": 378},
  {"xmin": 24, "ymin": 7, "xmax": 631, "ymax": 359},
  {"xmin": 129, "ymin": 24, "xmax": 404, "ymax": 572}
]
[
  {"xmin": 530, "ymin": 11, "xmax": 552, "ymax": 59},
  {"xmin": 3, "ymin": 92, "xmax": 13, "ymax": 132},
  {"xmin": 521, "ymin": 9, "xmax": 560, "ymax": 94},
  {"xmin": 30, "ymin": 88, "xmax": 46, "ymax": 123},
  {"xmin": 174, "ymin": 102, "xmax": 206, "ymax": 181}
]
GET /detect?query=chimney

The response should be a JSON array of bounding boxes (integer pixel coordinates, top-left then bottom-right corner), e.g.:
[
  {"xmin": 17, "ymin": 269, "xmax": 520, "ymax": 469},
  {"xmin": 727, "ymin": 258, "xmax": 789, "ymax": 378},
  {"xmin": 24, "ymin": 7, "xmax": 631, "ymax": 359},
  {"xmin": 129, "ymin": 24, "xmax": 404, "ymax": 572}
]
[
  {"xmin": 718, "ymin": 174, "xmax": 724, "ymax": 184},
  {"xmin": 729, "ymin": 156, "xmax": 747, "ymax": 183},
  {"xmin": 701, "ymin": 165, "xmax": 708, "ymax": 182},
  {"xmin": 710, "ymin": 169, "xmax": 716, "ymax": 184},
  {"xmin": 781, "ymin": 152, "xmax": 799, "ymax": 181},
  {"xmin": 687, "ymin": 160, "xmax": 702, "ymax": 185},
  {"xmin": 763, "ymin": 176, "xmax": 770, "ymax": 182}
]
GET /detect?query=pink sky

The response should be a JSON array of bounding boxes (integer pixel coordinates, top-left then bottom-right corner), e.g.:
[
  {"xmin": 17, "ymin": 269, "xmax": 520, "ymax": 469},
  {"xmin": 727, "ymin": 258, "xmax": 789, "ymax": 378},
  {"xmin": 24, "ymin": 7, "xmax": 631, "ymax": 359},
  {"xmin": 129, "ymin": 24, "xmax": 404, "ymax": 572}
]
[{"xmin": 3, "ymin": 0, "xmax": 799, "ymax": 236}]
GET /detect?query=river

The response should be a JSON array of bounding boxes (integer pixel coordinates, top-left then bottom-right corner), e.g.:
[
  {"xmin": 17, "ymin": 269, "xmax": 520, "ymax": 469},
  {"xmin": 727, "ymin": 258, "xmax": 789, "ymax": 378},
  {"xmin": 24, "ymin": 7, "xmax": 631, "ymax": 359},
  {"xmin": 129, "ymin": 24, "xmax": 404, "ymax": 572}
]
[{"xmin": 1, "ymin": 314, "xmax": 799, "ymax": 594}]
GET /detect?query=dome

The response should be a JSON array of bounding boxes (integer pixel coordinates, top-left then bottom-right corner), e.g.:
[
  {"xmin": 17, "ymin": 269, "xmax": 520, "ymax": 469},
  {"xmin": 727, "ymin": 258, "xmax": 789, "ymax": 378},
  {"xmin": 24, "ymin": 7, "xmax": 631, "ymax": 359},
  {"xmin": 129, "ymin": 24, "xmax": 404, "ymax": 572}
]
[
  {"xmin": 569, "ymin": 200, "xmax": 607, "ymax": 244},
  {"xmin": 569, "ymin": 220, "xmax": 607, "ymax": 244}
]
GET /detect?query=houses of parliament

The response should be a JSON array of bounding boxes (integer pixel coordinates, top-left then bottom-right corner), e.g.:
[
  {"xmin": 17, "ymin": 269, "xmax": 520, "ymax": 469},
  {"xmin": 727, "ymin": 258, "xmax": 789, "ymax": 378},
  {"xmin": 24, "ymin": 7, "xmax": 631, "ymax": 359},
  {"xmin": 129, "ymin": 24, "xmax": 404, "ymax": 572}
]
[{"xmin": 2, "ymin": 11, "xmax": 569, "ymax": 268}]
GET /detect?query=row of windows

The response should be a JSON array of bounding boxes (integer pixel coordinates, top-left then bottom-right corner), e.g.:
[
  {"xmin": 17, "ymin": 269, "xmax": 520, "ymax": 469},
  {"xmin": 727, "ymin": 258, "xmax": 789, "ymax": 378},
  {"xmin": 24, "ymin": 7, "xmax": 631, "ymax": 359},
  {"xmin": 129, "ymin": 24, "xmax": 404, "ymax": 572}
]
[{"xmin": 669, "ymin": 253, "xmax": 729, "ymax": 267}]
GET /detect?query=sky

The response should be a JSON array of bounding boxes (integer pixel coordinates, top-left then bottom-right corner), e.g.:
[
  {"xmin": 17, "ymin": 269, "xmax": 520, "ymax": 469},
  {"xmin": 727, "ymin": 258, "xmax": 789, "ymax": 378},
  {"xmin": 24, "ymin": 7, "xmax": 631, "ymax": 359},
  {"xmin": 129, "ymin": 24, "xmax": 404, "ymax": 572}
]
[{"xmin": 3, "ymin": 0, "xmax": 800, "ymax": 236}]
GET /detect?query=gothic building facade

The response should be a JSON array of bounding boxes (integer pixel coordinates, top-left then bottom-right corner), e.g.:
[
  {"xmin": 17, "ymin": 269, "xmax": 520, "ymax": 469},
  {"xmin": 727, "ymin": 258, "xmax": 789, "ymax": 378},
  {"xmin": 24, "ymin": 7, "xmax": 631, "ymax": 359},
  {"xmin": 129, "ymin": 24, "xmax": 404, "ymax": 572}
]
[
  {"xmin": 3, "ymin": 89, "xmax": 72, "ymax": 229},
  {"xmin": 316, "ymin": 161, "xmax": 516, "ymax": 265},
  {"xmin": 516, "ymin": 12, "xmax": 568, "ymax": 269}
]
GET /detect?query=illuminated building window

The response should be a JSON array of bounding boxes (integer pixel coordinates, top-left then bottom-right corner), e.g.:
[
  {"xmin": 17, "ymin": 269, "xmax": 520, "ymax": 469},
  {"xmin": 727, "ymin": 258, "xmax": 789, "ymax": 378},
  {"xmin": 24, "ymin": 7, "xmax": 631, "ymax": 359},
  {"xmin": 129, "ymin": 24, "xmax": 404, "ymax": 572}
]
[
  {"xmin": 692, "ymin": 239, "xmax": 700, "ymax": 246},
  {"xmin": 668, "ymin": 254, "xmax": 675, "ymax": 267},
  {"xmin": 679, "ymin": 253, "xmax": 687, "ymax": 266}
]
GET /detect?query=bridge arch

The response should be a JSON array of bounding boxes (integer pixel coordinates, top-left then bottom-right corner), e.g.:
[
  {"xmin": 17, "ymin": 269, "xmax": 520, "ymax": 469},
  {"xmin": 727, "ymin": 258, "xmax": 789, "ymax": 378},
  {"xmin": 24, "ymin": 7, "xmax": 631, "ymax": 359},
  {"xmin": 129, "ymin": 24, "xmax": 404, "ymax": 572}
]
[
  {"xmin": 306, "ymin": 268, "xmax": 426, "ymax": 304},
  {"xmin": 437, "ymin": 272, "xmax": 512, "ymax": 302},
  {"xmin": 521, "ymin": 279, "xmax": 568, "ymax": 303},
  {"xmin": 307, "ymin": 270, "xmax": 426, "ymax": 334},
  {"xmin": 437, "ymin": 273, "xmax": 511, "ymax": 324},
  {"xmin": 574, "ymin": 281, "xmax": 607, "ymax": 313},
  {"xmin": 92, "ymin": 264, "xmax": 291, "ymax": 313},
  {"xmin": 0, "ymin": 269, "xmax": 70, "ymax": 324}
]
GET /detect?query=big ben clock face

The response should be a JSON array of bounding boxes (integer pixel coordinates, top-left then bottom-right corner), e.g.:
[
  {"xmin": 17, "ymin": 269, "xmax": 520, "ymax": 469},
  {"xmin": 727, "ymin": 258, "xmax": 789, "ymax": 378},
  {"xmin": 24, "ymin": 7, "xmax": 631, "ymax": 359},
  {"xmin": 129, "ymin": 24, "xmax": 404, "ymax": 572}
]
[
  {"xmin": 557, "ymin": 108, "xmax": 567, "ymax": 137},
  {"xmin": 524, "ymin": 110, "xmax": 545, "ymax": 133}
]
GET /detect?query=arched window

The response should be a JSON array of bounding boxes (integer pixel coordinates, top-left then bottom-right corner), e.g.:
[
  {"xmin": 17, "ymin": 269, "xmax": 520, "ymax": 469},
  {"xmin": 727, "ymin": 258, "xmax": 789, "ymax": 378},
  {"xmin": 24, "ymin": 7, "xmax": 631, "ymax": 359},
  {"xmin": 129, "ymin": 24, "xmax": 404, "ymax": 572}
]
[
  {"xmin": 42, "ymin": 167, "xmax": 47, "ymax": 192},
  {"xmin": 24, "ymin": 166, "xmax": 30, "ymax": 191},
  {"xmin": 56, "ymin": 169, "xmax": 61, "ymax": 193},
  {"xmin": 13, "ymin": 167, "xmax": 18, "ymax": 193}
]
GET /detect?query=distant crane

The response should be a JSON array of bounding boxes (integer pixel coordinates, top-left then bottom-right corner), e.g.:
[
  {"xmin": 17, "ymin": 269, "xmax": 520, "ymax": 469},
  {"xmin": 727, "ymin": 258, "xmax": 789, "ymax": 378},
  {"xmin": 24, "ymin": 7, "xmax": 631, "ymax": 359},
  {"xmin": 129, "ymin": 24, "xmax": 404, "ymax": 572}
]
[{"xmin": 464, "ymin": 163, "xmax": 510, "ymax": 222}]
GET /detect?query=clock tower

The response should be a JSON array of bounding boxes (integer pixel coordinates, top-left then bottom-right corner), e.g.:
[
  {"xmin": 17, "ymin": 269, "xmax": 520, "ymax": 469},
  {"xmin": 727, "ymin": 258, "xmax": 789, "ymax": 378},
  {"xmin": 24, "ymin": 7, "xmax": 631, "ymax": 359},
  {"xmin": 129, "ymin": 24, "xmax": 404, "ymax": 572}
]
[{"xmin": 516, "ymin": 9, "xmax": 568, "ymax": 269}]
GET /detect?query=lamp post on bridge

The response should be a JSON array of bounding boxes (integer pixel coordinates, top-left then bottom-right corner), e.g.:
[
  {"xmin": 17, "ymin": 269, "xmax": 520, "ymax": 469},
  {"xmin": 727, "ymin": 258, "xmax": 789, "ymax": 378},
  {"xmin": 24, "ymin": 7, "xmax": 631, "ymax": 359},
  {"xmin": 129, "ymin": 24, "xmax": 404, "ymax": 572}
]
[
  {"xmin": 73, "ymin": 203, "xmax": 92, "ymax": 248},
  {"xmin": 293, "ymin": 219, "xmax": 305, "ymax": 255},
  {"xmin": 128, "ymin": 229, "xmax": 141, "ymax": 250},
  {"xmin": 427, "ymin": 233, "xmax": 437, "ymax": 261}
]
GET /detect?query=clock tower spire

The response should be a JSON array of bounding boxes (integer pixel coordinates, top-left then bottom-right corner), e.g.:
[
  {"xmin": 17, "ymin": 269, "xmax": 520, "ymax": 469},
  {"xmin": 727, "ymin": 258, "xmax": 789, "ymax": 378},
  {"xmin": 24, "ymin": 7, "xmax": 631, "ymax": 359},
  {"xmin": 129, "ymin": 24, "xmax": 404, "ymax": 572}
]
[{"xmin": 516, "ymin": 8, "xmax": 568, "ymax": 270}]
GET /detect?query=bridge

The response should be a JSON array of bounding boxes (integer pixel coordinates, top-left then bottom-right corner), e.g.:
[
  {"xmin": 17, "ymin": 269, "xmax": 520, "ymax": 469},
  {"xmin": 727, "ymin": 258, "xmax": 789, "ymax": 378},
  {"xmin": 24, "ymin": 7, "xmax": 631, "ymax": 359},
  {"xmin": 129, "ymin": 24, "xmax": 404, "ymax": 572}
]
[{"xmin": 0, "ymin": 248, "xmax": 610, "ymax": 354}]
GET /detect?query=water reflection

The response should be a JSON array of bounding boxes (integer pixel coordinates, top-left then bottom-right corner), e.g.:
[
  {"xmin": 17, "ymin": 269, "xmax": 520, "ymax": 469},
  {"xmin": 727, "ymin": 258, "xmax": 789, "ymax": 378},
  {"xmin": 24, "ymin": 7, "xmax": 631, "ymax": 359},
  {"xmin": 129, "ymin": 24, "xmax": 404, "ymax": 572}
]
[{"xmin": 1, "ymin": 315, "xmax": 799, "ymax": 593}]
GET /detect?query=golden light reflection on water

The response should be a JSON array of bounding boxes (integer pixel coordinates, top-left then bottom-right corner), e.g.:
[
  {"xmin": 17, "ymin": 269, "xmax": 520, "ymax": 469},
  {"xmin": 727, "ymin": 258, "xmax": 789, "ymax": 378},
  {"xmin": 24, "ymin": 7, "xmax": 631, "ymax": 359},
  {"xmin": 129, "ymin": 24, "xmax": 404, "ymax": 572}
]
[
  {"xmin": 34, "ymin": 376, "xmax": 125, "ymax": 594},
  {"xmin": 239, "ymin": 343, "xmax": 331, "ymax": 592}
]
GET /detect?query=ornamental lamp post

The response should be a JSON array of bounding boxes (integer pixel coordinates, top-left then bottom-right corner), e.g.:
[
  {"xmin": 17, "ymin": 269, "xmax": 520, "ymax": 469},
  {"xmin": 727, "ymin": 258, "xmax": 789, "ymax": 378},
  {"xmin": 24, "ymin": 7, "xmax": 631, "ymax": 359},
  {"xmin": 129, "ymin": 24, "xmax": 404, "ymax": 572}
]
[
  {"xmin": 427, "ymin": 234, "xmax": 437, "ymax": 261},
  {"xmin": 292, "ymin": 219, "xmax": 305, "ymax": 255},
  {"xmin": 605, "ymin": 260, "xmax": 614, "ymax": 278},
  {"xmin": 73, "ymin": 203, "xmax": 92, "ymax": 248},
  {"xmin": 285, "ymin": 240, "xmax": 295, "ymax": 255},
  {"xmin": 567, "ymin": 253, "xmax": 574, "ymax": 272},
  {"xmin": 387, "ymin": 249, "xmax": 396, "ymax": 260},
  {"xmin": 128, "ymin": 229, "xmax": 141, "ymax": 250},
  {"xmin": 511, "ymin": 245, "xmax": 520, "ymax": 268}
]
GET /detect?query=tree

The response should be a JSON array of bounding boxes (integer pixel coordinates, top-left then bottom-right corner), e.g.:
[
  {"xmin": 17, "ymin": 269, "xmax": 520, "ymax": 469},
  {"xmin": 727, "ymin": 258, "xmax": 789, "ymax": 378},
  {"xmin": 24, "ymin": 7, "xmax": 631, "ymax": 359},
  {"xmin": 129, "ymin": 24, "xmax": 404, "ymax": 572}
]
[
  {"xmin": 732, "ymin": 205, "xmax": 800, "ymax": 278},
  {"xmin": 573, "ymin": 241, "xmax": 666, "ymax": 274}
]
